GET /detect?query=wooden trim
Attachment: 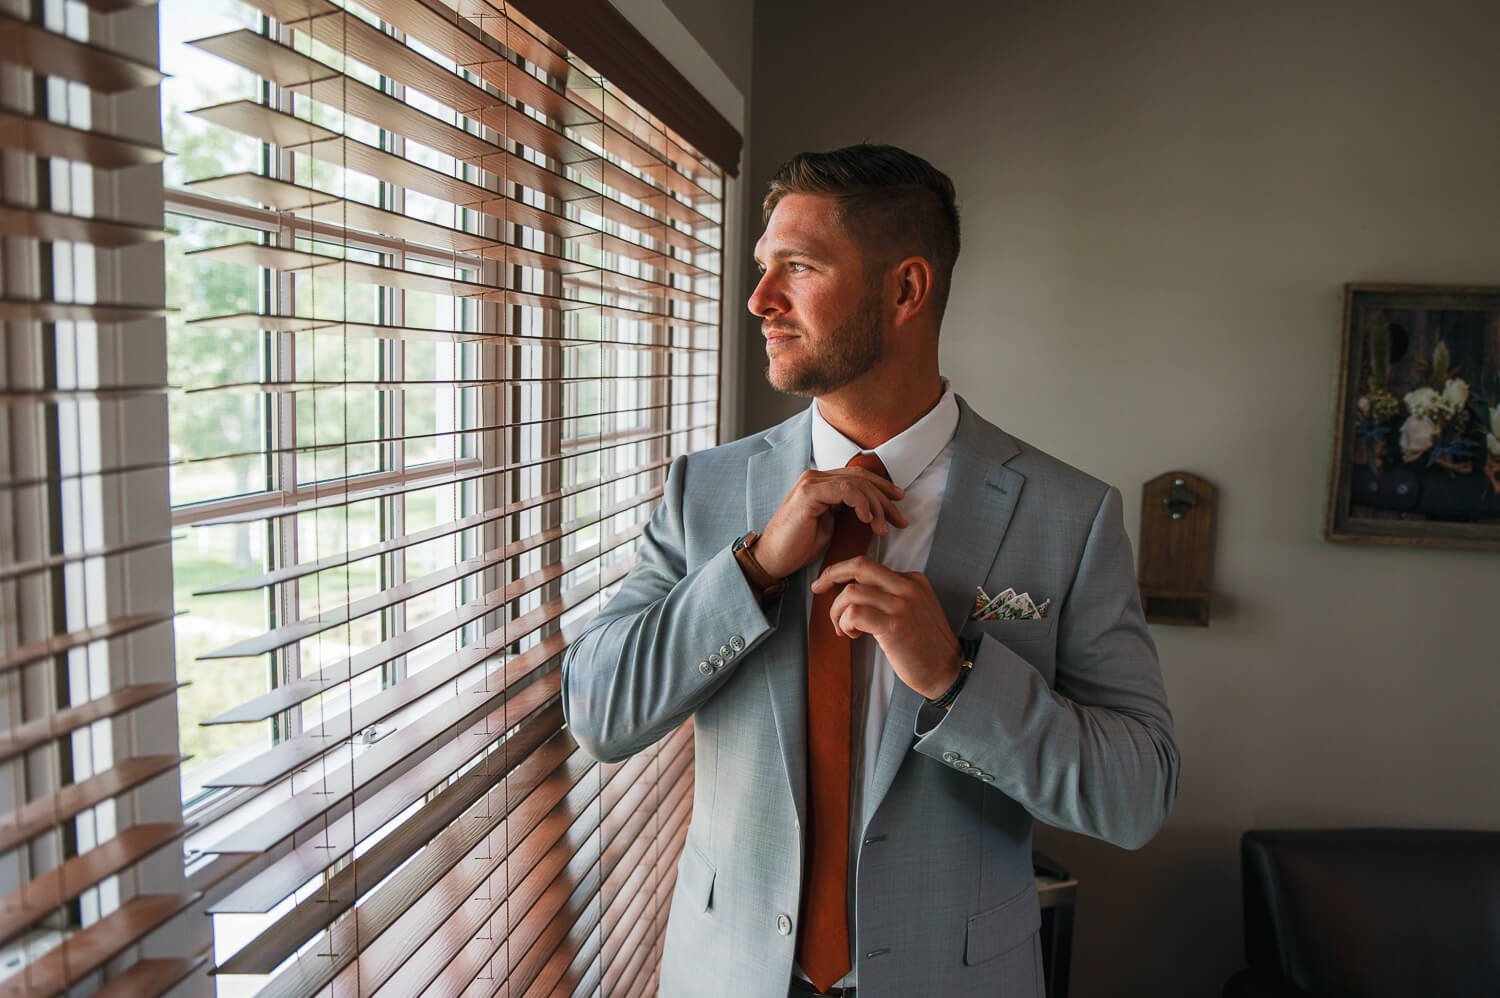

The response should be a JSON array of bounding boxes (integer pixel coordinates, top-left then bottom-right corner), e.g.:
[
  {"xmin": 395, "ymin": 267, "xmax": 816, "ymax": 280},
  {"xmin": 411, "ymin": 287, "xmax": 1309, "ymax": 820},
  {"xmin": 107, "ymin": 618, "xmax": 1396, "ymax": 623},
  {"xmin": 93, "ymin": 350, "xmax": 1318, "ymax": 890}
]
[{"xmin": 503, "ymin": 0, "xmax": 740, "ymax": 176}]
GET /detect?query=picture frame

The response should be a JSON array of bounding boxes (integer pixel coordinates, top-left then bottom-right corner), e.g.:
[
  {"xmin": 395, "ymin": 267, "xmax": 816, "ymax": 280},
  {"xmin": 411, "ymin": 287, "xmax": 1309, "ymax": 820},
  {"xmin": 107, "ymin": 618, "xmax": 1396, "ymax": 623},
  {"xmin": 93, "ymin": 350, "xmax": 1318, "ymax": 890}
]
[{"xmin": 1325, "ymin": 283, "xmax": 1500, "ymax": 551}]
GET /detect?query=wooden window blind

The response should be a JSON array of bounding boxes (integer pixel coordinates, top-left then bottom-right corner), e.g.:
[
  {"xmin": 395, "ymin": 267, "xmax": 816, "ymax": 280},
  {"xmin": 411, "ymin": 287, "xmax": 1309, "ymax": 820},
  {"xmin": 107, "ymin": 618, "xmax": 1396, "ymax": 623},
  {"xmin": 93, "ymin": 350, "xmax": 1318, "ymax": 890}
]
[
  {"xmin": 0, "ymin": 0, "xmax": 734, "ymax": 990},
  {"xmin": 161, "ymin": 0, "xmax": 725, "ymax": 993},
  {"xmin": 0, "ymin": 0, "xmax": 201, "ymax": 993}
]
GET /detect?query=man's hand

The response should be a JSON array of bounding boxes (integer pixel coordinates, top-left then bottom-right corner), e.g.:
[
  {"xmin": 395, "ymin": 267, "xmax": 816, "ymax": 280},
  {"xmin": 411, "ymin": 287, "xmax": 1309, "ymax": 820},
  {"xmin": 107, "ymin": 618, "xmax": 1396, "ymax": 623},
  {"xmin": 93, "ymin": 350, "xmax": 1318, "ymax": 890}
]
[
  {"xmin": 811, "ymin": 557, "xmax": 963, "ymax": 700},
  {"xmin": 753, "ymin": 468, "xmax": 909, "ymax": 580}
]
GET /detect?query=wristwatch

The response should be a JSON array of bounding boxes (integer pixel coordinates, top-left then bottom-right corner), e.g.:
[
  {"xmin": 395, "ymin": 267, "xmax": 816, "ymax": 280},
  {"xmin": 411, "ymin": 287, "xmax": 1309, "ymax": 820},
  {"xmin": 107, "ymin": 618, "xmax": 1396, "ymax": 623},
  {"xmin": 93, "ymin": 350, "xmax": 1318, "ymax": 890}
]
[
  {"xmin": 732, "ymin": 530, "xmax": 788, "ymax": 603},
  {"xmin": 926, "ymin": 651, "xmax": 974, "ymax": 711}
]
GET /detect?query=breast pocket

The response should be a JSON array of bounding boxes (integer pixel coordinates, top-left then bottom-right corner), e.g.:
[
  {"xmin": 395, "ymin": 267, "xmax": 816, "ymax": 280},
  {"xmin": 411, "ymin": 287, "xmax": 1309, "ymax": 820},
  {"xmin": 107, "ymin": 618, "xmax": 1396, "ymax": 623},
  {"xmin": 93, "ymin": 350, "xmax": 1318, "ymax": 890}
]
[{"xmin": 961, "ymin": 614, "xmax": 1056, "ymax": 646}]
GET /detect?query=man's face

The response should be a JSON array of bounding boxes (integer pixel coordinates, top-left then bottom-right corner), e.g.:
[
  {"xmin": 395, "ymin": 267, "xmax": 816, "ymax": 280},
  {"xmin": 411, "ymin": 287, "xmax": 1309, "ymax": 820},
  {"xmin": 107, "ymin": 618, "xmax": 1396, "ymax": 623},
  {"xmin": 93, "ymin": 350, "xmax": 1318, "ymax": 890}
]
[{"xmin": 749, "ymin": 193, "xmax": 885, "ymax": 397}]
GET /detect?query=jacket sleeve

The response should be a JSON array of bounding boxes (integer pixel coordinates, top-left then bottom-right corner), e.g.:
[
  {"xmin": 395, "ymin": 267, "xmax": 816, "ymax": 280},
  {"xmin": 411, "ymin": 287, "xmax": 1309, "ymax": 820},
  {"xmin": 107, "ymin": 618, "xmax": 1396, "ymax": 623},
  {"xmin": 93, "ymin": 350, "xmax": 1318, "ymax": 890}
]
[
  {"xmin": 912, "ymin": 485, "xmax": 1179, "ymax": 849},
  {"xmin": 561, "ymin": 454, "xmax": 786, "ymax": 763}
]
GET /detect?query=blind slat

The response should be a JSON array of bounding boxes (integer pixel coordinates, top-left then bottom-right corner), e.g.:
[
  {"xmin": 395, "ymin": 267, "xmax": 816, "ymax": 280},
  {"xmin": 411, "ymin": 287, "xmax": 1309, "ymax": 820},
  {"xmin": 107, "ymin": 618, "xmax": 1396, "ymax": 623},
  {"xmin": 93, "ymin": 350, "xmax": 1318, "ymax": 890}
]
[
  {"xmin": 200, "ymin": 529, "xmax": 640, "ymax": 790},
  {"xmin": 0, "ymin": 12, "xmax": 164, "ymax": 91},
  {"xmin": 212, "ymin": 701, "xmax": 566, "ymax": 972},
  {"xmin": 0, "ymin": 534, "xmax": 172, "ymax": 584},
  {"xmin": 201, "ymin": 519, "xmax": 649, "ymax": 724},
  {"xmin": 198, "ymin": 640, "xmax": 572, "ymax": 856},
  {"xmin": 197, "ymin": 479, "xmax": 660, "ymax": 597},
  {"xmin": 354, "ymin": 736, "xmax": 664, "ymax": 997},
  {"xmin": 0, "ymin": 612, "xmax": 175, "ymax": 676},
  {"xmin": 0, "ymin": 894, "xmax": 199, "ymax": 997},
  {"xmin": 0, "ymin": 822, "xmax": 192, "ymax": 947},
  {"xmin": 91, "ymin": 956, "xmax": 210, "ymax": 998},
  {"xmin": 0, "ymin": 681, "xmax": 182, "ymax": 763},
  {"xmin": 0, "ymin": 298, "xmax": 171, "ymax": 323},
  {"xmin": 183, "ymin": 442, "xmax": 675, "ymax": 528},
  {"xmin": 0, "ymin": 202, "xmax": 167, "ymax": 246},
  {"xmin": 0, "ymin": 756, "xmax": 183, "ymax": 855},
  {"xmin": 0, "ymin": 107, "xmax": 166, "ymax": 167},
  {"xmin": 197, "ymin": 512, "xmax": 642, "ymax": 662}
]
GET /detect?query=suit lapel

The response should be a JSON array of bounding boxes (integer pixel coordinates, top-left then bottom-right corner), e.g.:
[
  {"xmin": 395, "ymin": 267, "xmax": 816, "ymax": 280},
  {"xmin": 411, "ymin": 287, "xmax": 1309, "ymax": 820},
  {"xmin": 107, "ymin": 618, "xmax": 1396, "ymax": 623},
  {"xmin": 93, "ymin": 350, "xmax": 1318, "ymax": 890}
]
[
  {"xmin": 863, "ymin": 395, "xmax": 1025, "ymax": 827},
  {"xmin": 747, "ymin": 410, "xmax": 814, "ymax": 827}
]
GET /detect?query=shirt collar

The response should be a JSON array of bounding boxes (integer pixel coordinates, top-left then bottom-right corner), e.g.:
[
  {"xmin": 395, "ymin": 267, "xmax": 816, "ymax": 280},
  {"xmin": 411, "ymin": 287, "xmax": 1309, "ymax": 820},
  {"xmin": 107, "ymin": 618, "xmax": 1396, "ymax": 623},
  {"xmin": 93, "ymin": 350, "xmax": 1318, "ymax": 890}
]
[{"xmin": 809, "ymin": 378, "xmax": 959, "ymax": 490}]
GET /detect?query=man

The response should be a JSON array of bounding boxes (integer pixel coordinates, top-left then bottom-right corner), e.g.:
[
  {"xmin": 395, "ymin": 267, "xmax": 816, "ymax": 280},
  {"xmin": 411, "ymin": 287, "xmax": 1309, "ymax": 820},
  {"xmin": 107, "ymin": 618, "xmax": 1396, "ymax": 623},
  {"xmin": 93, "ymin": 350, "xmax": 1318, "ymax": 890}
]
[{"xmin": 562, "ymin": 144, "xmax": 1178, "ymax": 997}]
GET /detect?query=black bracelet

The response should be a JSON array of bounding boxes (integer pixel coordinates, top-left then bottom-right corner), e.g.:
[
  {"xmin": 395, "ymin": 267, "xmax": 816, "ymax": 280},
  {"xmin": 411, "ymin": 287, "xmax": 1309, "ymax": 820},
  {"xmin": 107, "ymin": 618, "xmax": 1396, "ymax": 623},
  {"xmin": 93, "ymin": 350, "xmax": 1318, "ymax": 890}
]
[{"xmin": 926, "ymin": 656, "xmax": 973, "ymax": 710}]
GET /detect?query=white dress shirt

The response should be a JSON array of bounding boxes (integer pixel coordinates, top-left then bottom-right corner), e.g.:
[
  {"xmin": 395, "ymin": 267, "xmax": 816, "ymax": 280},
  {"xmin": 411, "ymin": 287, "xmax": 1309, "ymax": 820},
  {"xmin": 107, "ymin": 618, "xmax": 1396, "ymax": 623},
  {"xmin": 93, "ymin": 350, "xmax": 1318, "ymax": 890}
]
[{"xmin": 802, "ymin": 379, "xmax": 959, "ymax": 988}]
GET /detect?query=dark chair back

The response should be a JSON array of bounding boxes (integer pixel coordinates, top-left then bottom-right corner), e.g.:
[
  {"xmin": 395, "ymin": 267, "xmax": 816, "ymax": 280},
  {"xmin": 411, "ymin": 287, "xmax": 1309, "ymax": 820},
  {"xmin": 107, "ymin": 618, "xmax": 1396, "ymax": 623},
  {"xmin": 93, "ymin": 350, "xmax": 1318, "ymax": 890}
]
[{"xmin": 1234, "ymin": 828, "xmax": 1500, "ymax": 998}]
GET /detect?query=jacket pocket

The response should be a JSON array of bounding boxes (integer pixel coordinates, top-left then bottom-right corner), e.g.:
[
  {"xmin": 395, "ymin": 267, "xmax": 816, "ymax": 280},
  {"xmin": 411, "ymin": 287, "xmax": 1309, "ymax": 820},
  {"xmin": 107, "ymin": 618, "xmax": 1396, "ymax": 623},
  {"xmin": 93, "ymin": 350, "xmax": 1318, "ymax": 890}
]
[
  {"xmin": 963, "ymin": 881, "xmax": 1041, "ymax": 966},
  {"xmin": 679, "ymin": 843, "xmax": 717, "ymax": 913},
  {"xmin": 962, "ymin": 615, "xmax": 1055, "ymax": 645}
]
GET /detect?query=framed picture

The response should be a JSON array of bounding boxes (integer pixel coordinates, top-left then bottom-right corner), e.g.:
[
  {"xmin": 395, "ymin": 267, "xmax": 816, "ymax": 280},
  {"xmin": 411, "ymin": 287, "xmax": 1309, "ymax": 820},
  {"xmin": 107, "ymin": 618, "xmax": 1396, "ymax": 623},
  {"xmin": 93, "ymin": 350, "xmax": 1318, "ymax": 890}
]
[{"xmin": 1326, "ymin": 284, "xmax": 1500, "ymax": 550}]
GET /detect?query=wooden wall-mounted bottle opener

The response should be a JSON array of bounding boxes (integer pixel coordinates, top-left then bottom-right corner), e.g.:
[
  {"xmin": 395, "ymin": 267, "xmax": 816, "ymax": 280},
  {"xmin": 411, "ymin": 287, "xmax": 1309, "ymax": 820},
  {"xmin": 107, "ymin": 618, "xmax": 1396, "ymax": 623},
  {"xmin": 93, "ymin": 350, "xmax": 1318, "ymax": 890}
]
[{"xmin": 1137, "ymin": 471, "xmax": 1217, "ymax": 626}]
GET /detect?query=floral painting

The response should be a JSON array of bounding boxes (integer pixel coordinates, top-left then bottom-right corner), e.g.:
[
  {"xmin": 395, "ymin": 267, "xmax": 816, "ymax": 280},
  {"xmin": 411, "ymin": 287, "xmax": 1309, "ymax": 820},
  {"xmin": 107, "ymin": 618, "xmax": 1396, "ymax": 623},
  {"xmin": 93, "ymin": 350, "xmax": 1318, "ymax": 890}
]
[{"xmin": 1327, "ymin": 284, "xmax": 1500, "ymax": 550}]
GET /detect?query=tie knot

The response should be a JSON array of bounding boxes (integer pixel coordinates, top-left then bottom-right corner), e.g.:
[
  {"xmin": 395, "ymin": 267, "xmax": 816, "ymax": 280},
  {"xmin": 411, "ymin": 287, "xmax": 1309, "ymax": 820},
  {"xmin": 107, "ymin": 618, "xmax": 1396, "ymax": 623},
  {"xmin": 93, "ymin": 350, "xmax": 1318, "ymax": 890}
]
[{"xmin": 846, "ymin": 451, "xmax": 890, "ymax": 481}]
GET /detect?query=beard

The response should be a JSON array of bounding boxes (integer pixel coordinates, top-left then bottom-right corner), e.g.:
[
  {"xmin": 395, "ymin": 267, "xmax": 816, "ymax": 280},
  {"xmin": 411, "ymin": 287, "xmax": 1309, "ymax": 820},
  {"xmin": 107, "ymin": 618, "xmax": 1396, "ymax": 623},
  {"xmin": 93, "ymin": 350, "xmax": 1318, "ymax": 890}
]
[{"xmin": 763, "ymin": 284, "xmax": 885, "ymax": 397}]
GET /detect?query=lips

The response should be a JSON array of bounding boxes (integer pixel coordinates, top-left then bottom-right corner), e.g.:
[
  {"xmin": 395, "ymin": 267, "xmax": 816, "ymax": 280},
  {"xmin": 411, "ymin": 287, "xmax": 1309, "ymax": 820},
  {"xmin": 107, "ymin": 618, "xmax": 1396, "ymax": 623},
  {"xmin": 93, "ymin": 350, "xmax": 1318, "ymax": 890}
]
[{"xmin": 763, "ymin": 325, "xmax": 799, "ymax": 346}]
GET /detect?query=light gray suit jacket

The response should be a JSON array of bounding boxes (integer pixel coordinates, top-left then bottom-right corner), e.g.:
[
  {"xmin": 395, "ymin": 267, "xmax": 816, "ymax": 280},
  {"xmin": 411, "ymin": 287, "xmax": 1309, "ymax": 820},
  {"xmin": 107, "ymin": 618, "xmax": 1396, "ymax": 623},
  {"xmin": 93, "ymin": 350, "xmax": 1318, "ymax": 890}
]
[{"xmin": 562, "ymin": 395, "xmax": 1179, "ymax": 998}]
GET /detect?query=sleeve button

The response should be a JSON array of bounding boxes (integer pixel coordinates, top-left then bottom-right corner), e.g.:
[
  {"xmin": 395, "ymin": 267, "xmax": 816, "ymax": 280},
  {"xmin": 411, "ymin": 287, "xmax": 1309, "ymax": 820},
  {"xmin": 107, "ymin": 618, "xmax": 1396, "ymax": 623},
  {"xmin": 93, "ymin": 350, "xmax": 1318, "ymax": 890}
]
[
  {"xmin": 941, "ymin": 751, "xmax": 959, "ymax": 764},
  {"xmin": 708, "ymin": 653, "xmax": 725, "ymax": 670},
  {"xmin": 719, "ymin": 644, "xmax": 734, "ymax": 659},
  {"xmin": 697, "ymin": 661, "xmax": 713, "ymax": 676},
  {"xmin": 776, "ymin": 913, "xmax": 793, "ymax": 935},
  {"xmin": 729, "ymin": 634, "xmax": 745, "ymax": 652}
]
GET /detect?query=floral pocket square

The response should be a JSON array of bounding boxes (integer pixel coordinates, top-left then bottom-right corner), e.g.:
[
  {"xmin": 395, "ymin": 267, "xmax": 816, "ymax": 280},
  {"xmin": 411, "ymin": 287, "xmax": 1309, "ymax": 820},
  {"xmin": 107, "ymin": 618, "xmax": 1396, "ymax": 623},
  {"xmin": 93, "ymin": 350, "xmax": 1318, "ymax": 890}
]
[{"xmin": 972, "ymin": 585, "xmax": 1050, "ymax": 621}]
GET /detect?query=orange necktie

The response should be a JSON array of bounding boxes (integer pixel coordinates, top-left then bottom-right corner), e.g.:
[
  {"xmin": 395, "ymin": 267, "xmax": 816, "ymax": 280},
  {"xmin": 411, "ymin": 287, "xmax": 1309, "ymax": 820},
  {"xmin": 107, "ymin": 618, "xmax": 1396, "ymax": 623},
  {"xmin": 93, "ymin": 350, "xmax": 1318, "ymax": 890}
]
[{"xmin": 798, "ymin": 451, "xmax": 890, "ymax": 990}]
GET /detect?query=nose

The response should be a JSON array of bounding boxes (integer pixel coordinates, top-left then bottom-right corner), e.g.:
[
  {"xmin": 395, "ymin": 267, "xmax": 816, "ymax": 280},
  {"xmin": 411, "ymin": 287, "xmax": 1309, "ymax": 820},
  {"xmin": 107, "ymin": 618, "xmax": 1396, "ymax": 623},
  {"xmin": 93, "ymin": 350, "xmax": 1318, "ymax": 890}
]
[{"xmin": 747, "ymin": 270, "xmax": 786, "ymax": 319}]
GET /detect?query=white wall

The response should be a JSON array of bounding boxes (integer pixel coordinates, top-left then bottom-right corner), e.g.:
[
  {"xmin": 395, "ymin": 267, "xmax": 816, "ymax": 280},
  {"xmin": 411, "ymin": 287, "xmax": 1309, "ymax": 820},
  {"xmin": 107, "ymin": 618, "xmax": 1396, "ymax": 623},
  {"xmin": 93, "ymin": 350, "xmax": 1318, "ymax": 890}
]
[{"xmin": 747, "ymin": 1, "xmax": 1500, "ymax": 993}]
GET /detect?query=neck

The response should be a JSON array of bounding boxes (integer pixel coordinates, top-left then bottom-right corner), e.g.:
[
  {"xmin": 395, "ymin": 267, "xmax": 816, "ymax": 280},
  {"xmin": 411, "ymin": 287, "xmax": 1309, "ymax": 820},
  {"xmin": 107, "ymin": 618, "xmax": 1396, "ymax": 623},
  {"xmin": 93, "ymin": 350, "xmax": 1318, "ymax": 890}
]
[{"xmin": 815, "ymin": 364, "xmax": 945, "ymax": 450}]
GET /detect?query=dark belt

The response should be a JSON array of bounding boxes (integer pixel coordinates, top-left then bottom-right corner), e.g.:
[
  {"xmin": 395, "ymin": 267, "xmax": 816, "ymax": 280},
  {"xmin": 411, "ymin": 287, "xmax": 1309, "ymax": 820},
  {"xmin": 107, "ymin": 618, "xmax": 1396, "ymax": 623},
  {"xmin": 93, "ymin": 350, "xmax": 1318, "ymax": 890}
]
[{"xmin": 789, "ymin": 978, "xmax": 855, "ymax": 997}]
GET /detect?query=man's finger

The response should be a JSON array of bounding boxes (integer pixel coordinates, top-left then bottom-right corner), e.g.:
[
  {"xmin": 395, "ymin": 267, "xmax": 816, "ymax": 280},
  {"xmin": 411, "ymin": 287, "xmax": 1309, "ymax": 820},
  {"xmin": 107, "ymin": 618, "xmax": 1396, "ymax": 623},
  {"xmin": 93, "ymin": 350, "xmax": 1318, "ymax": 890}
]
[
  {"xmin": 827, "ymin": 583, "xmax": 900, "ymax": 628},
  {"xmin": 812, "ymin": 555, "xmax": 906, "ymax": 593},
  {"xmin": 840, "ymin": 466, "xmax": 905, "ymax": 499},
  {"xmin": 810, "ymin": 479, "xmax": 905, "ymax": 533},
  {"xmin": 834, "ymin": 603, "xmax": 886, "ymax": 640}
]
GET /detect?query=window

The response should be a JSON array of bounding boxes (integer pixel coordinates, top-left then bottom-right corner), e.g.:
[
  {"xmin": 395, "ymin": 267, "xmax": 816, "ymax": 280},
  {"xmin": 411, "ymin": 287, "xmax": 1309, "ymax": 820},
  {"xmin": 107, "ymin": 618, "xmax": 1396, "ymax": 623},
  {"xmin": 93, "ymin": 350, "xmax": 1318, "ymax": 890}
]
[{"xmin": 0, "ymin": 0, "xmax": 737, "ymax": 990}]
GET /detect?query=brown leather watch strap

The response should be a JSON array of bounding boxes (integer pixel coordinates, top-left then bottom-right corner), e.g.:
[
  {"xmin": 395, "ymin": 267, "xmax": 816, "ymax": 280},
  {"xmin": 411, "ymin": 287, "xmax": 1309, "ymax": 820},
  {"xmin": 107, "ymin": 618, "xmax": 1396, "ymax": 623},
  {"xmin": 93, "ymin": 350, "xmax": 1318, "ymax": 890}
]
[{"xmin": 732, "ymin": 531, "xmax": 787, "ymax": 603}]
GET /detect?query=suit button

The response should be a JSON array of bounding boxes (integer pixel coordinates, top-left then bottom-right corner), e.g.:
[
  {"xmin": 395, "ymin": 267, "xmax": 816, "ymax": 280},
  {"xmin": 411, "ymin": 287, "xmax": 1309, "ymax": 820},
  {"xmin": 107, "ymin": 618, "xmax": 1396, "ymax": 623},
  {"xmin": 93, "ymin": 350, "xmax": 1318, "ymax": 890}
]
[
  {"xmin": 981, "ymin": 774, "xmax": 995, "ymax": 783},
  {"xmin": 719, "ymin": 644, "xmax": 734, "ymax": 660},
  {"xmin": 708, "ymin": 653, "xmax": 724, "ymax": 670},
  {"xmin": 954, "ymin": 760, "xmax": 972, "ymax": 770},
  {"xmin": 729, "ymin": 634, "xmax": 745, "ymax": 652},
  {"xmin": 697, "ymin": 661, "xmax": 713, "ymax": 676},
  {"xmin": 776, "ymin": 913, "xmax": 792, "ymax": 936},
  {"xmin": 941, "ymin": 751, "xmax": 959, "ymax": 764}
]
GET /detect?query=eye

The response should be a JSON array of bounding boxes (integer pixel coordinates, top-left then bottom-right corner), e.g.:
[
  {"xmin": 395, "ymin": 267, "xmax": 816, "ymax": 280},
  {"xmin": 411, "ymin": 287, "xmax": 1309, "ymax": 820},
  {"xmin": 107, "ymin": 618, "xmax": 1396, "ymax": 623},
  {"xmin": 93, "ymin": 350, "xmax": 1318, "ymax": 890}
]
[{"xmin": 786, "ymin": 261, "xmax": 809, "ymax": 273}]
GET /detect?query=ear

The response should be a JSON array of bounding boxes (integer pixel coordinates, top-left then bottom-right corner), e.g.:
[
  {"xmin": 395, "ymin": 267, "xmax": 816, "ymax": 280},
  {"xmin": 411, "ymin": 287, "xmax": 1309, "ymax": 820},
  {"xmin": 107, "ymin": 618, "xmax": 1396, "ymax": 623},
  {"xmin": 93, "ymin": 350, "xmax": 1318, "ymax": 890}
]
[{"xmin": 888, "ymin": 255, "xmax": 935, "ymax": 326}]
